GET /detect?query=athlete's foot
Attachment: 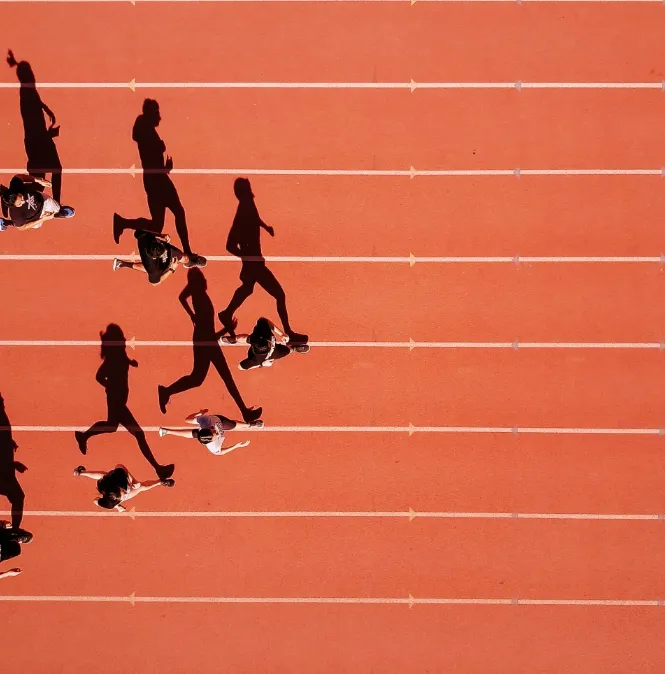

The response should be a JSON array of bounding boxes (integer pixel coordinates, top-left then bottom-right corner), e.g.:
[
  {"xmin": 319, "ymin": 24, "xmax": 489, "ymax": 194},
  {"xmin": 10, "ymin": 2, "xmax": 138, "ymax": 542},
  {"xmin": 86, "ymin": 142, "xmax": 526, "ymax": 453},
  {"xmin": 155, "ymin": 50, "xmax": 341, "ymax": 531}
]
[
  {"xmin": 157, "ymin": 385, "xmax": 170, "ymax": 414},
  {"xmin": 249, "ymin": 420, "xmax": 264, "ymax": 428},
  {"xmin": 292, "ymin": 344, "xmax": 310, "ymax": 354},
  {"xmin": 54, "ymin": 206, "xmax": 75, "ymax": 219},
  {"xmin": 74, "ymin": 431, "xmax": 87, "ymax": 455},
  {"xmin": 161, "ymin": 478, "xmax": 176, "ymax": 488},
  {"xmin": 242, "ymin": 407, "xmax": 263, "ymax": 423},
  {"xmin": 156, "ymin": 463, "xmax": 175, "ymax": 480},
  {"xmin": 12, "ymin": 529, "xmax": 33, "ymax": 544},
  {"xmin": 286, "ymin": 332, "xmax": 309, "ymax": 345},
  {"xmin": 238, "ymin": 361, "xmax": 262, "ymax": 371},
  {"xmin": 183, "ymin": 253, "xmax": 207, "ymax": 269},
  {"xmin": 112, "ymin": 213, "xmax": 124, "ymax": 244},
  {"xmin": 73, "ymin": 465, "xmax": 86, "ymax": 476},
  {"xmin": 217, "ymin": 310, "xmax": 237, "ymax": 337},
  {"xmin": 112, "ymin": 258, "xmax": 125, "ymax": 272},
  {"xmin": 158, "ymin": 427, "xmax": 167, "ymax": 437},
  {"xmin": 0, "ymin": 218, "xmax": 7, "ymax": 231}
]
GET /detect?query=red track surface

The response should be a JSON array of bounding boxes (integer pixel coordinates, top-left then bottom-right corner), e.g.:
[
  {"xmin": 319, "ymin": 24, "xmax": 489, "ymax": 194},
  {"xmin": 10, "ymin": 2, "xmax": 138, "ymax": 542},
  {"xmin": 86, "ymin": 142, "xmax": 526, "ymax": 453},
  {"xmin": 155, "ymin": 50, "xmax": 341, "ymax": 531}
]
[{"xmin": 2, "ymin": 3, "xmax": 665, "ymax": 672}]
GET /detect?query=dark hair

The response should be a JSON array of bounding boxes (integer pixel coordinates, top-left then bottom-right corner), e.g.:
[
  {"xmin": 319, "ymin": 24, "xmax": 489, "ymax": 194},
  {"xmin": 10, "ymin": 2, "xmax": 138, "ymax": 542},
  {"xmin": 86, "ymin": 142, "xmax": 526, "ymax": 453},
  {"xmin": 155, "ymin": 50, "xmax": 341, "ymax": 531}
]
[
  {"xmin": 96, "ymin": 495, "xmax": 121, "ymax": 510},
  {"xmin": 194, "ymin": 428, "xmax": 214, "ymax": 444},
  {"xmin": 249, "ymin": 318, "xmax": 273, "ymax": 354},
  {"xmin": 96, "ymin": 468, "xmax": 129, "ymax": 505},
  {"xmin": 2, "ymin": 177, "xmax": 24, "ymax": 206}
]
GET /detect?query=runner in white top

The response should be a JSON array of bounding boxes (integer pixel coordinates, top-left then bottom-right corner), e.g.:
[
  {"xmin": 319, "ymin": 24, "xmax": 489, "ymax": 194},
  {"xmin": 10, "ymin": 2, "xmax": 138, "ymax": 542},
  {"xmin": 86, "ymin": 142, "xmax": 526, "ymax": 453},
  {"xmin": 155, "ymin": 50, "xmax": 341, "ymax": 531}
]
[{"xmin": 158, "ymin": 409, "xmax": 262, "ymax": 456}]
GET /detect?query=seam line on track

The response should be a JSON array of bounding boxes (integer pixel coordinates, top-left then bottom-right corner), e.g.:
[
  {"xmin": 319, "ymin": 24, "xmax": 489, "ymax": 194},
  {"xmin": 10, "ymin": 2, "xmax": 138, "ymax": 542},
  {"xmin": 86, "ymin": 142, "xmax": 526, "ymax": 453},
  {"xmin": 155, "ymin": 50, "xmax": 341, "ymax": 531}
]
[
  {"xmin": 0, "ymin": 340, "xmax": 664, "ymax": 349},
  {"xmin": 2, "ymin": 509, "xmax": 663, "ymax": 521},
  {"xmin": 0, "ymin": 167, "xmax": 663, "ymax": 177},
  {"xmin": 0, "ymin": 595, "xmax": 660, "ymax": 607},
  {"xmin": 6, "ymin": 425, "xmax": 665, "ymax": 435},
  {"xmin": 0, "ymin": 255, "xmax": 663, "ymax": 264},
  {"xmin": 1, "ymin": 81, "xmax": 664, "ymax": 90}
]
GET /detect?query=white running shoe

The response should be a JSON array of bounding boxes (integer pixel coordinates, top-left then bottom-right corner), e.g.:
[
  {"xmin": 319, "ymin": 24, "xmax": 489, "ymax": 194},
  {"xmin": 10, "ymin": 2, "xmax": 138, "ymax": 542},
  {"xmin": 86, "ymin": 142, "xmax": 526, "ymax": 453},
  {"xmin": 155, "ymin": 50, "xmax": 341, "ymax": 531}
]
[{"xmin": 112, "ymin": 258, "xmax": 122, "ymax": 271}]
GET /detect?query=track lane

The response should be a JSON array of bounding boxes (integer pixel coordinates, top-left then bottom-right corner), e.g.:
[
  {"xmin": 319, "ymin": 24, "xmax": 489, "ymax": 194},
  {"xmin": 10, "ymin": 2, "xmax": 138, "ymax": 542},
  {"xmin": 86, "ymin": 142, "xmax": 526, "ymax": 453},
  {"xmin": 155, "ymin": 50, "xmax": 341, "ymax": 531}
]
[
  {"xmin": 1, "ymin": 90, "xmax": 664, "ymax": 170},
  {"xmin": 2, "ymin": 5, "xmax": 665, "ymax": 84},
  {"xmin": 0, "ymin": 263, "xmax": 663, "ymax": 341},
  {"xmin": 2, "ymin": 176, "xmax": 665, "ymax": 258},
  {"xmin": 6, "ymin": 432, "xmax": 665, "ymax": 515}
]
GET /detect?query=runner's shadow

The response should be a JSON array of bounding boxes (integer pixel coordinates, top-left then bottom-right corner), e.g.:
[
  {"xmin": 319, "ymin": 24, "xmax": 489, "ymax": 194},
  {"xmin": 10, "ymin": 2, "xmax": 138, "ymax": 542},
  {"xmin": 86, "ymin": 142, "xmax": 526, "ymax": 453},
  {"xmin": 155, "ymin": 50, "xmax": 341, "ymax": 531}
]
[
  {"xmin": 6, "ymin": 50, "xmax": 62, "ymax": 202},
  {"xmin": 0, "ymin": 394, "xmax": 26, "ymax": 532},
  {"xmin": 112, "ymin": 99, "xmax": 197, "ymax": 257},
  {"xmin": 158, "ymin": 268, "xmax": 263, "ymax": 423},
  {"xmin": 218, "ymin": 178, "xmax": 308, "ymax": 344},
  {"xmin": 75, "ymin": 324, "xmax": 174, "ymax": 480}
]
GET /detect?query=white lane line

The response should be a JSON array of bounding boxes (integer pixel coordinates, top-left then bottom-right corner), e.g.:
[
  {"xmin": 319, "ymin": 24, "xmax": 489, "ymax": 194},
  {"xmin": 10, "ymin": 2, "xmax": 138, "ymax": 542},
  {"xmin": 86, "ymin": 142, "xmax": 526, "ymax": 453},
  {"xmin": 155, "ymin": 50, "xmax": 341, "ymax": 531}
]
[
  {"xmin": 6, "ymin": 425, "xmax": 663, "ymax": 435},
  {"xmin": 0, "ymin": 255, "xmax": 661, "ymax": 264},
  {"xmin": 0, "ymin": 594, "xmax": 658, "ymax": 607},
  {"xmin": 0, "ymin": 81, "xmax": 662, "ymax": 91},
  {"xmin": 0, "ymin": 0, "xmax": 661, "ymax": 4},
  {"xmin": 1, "ymin": 509, "xmax": 661, "ymax": 521},
  {"xmin": 0, "ymin": 167, "xmax": 661, "ymax": 177},
  {"xmin": 0, "ymin": 340, "xmax": 662, "ymax": 350}
]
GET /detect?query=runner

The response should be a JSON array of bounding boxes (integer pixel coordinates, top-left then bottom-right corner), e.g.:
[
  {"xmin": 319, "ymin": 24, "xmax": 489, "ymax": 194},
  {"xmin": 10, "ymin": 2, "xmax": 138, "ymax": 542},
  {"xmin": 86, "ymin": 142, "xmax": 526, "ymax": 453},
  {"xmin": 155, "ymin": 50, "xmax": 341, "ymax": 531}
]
[
  {"xmin": 113, "ymin": 230, "xmax": 196, "ymax": 285},
  {"xmin": 0, "ymin": 175, "xmax": 74, "ymax": 231},
  {"xmin": 222, "ymin": 317, "xmax": 310, "ymax": 371},
  {"xmin": 159, "ymin": 409, "xmax": 262, "ymax": 456},
  {"xmin": 73, "ymin": 464, "xmax": 174, "ymax": 512}
]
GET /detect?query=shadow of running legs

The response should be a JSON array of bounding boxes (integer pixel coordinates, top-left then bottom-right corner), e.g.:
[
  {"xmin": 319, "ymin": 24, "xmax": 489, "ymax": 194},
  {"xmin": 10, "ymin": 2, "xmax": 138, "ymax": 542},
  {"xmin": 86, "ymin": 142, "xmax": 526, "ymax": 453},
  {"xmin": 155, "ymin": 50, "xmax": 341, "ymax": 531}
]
[
  {"xmin": 158, "ymin": 269, "xmax": 263, "ymax": 423},
  {"xmin": 75, "ymin": 324, "xmax": 174, "ymax": 480}
]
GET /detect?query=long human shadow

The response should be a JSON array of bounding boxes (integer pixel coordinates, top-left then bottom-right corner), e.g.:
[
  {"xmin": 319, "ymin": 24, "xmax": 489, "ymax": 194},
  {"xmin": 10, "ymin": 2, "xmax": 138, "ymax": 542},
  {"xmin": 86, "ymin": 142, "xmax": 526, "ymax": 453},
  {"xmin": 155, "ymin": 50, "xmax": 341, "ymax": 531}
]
[
  {"xmin": 6, "ymin": 50, "xmax": 62, "ymax": 202},
  {"xmin": 0, "ymin": 394, "xmax": 26, "ymax": 532},
  {"xmin": 217, "ymin": 178, "xmax": 308, "ymax": 344},
  {"xmin": 75, "ymin": 324, "xmax": 174, "ymax": 480},
  {"xmin": 113, "ymin": 99, "xmax": 199, "ymax": 259},
  {"xmin": 158, "ymin": 268, "xmax": 263, "ymax": 423}
]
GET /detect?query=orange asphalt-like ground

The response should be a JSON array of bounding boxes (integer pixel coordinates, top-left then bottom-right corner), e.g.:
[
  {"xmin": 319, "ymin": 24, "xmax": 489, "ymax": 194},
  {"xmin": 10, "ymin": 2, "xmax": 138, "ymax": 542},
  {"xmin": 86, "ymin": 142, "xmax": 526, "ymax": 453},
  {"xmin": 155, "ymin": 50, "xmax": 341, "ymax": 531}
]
[{"xmin": 2, "ymin": 3, "xmax": 665, "ymax": 672}]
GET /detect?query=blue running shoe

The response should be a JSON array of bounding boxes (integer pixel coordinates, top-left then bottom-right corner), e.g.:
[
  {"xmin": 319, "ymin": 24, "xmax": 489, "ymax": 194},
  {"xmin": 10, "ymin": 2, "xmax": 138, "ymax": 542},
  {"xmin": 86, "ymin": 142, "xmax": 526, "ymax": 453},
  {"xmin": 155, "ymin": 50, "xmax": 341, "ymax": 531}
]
[{"xmin": 54, "ymin": 206, "xmax": 75, "ymax": 219}]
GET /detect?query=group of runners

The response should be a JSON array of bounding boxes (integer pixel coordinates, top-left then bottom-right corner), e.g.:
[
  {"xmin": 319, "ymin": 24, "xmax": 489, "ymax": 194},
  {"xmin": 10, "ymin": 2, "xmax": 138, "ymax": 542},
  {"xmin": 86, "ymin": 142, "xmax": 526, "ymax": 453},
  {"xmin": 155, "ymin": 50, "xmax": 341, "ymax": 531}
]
[
  {"xmin": 0, "ymin": 83, "xmax": 314, "ymax": 576},
  {"xmin": 0, "ymin": 134, "xmax": 310, "ymax": 577}
]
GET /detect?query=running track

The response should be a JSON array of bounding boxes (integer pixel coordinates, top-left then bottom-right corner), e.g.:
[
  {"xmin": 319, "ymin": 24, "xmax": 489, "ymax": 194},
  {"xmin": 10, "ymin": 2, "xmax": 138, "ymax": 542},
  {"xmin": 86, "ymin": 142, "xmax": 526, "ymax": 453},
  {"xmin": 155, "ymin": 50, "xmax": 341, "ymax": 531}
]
[{"xmin": 2, "ymin": 3, "xmax": 665, "ymax": 672}]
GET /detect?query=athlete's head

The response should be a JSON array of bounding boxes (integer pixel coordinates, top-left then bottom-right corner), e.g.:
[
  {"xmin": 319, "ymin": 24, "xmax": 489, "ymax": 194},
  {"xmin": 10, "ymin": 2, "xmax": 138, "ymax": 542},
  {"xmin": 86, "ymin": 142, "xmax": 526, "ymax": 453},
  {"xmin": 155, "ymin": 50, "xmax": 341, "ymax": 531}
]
[{"xmin": 193, "ymin": 428, "xmax": 214, "ymax": 445}]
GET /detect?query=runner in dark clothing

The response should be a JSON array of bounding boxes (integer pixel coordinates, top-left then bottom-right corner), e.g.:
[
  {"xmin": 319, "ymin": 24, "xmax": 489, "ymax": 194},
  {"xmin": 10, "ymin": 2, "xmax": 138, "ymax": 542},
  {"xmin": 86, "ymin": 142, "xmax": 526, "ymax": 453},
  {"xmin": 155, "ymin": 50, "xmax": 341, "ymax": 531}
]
[
  {"xmin": 0, "ymin": 175, "xmax": 74, "ymax": 231},
  {"xmin": 222, "ymin": 317, "xmax": 310, "ymax": 371},
  {"xmin": 0, "ymin": 522, "xmax": 31, "ymax": 580},
  {"xmin": 113, "ymin": 230, "xmax": 188, "ymax": 285}
]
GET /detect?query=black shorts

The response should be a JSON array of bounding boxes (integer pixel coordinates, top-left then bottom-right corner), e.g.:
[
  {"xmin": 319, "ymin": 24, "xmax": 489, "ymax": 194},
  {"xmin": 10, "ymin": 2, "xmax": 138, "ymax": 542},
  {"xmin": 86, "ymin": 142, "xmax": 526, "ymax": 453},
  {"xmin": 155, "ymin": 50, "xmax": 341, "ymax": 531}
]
[{"xmin": 240, "ymin": 344, "xmax": 290, "ymax": 369}]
